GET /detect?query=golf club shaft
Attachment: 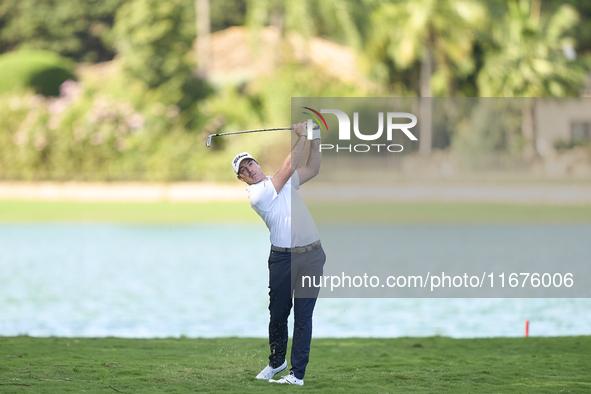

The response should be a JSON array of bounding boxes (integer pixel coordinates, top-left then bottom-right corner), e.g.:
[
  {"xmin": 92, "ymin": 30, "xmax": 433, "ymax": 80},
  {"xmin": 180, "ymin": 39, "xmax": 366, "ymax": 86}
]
[
  {"xmin": 206, "ymin": 127, "xmax": 293, "ymax": 147},
  {"xmin": 214, "ymin": 127, "xmax": 293, "ymax": 138}
]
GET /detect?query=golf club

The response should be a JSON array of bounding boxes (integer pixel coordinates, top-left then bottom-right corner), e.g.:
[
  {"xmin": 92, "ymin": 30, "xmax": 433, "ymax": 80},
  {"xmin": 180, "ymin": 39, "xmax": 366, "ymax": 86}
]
[{"xmin": 205, "ymin": 123, "xmax": 320, "ymax": 147}]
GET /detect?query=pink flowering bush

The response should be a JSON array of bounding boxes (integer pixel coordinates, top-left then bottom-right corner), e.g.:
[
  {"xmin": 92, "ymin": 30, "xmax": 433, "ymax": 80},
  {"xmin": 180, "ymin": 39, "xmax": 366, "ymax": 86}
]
[{"xmin": 0, "ymin": 80, "xmax": 214, "ymax": 181}]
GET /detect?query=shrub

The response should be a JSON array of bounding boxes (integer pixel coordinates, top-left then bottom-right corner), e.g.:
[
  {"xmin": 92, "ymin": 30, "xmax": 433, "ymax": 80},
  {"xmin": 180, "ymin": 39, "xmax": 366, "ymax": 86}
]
[
  {"xmin": 0, "ymin": 80, "xmax": 232, "ymax": 181},
  {"xmin": 0, "ymin": 50, "xmax": 76, "ymax": 96}
]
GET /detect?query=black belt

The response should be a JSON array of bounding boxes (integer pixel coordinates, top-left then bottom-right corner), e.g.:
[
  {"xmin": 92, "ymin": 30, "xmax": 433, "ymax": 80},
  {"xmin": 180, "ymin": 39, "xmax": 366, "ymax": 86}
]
[{"xmin": 271, "ymin": 240, "xmax": 321, "ymax": 254}]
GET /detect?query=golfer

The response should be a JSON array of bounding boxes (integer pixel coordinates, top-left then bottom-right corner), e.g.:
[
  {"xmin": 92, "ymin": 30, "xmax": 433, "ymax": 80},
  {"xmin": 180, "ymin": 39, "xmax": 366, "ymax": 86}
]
[{"xmin": 232, "ymin": 121, "xmax": 325, "ymax": 386}]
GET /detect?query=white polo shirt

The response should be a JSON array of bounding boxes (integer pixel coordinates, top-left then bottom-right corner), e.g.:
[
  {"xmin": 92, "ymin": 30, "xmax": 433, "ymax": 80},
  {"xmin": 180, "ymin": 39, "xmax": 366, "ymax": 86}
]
[{"xmin": 246, "ymin": 171, "xmax": 320, "ymax": 248}]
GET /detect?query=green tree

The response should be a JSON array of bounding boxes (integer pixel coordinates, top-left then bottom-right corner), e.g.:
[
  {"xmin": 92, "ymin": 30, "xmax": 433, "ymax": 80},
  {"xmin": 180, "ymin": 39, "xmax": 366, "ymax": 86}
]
[
  {"xmin": 366, "ymin": 0, "xmax": 487, "ymax": 155},
  {"xmin": 113, "ymin": 0, "xmax": 209, "ymax": 123},
  {"xmin": 479, "ymin": 0, "xmax": 586, "ymax": 97},
  {"xmin": 0, "ymin": 0, "xmax": 127, "ymax": 62},
  {"xmin": 210, "ymin": 0, "xmax": 247, "ymax": 32},
  {"xmin": 542, "ymin": 0, "xmax": 591, "ymax": 54},
  {"xmin": 246, "ymin": 0, "xmax": 361, "ymax": 48},
  {"xmin": 478, "ymin": 0, "xmax": 588, "ymax": 158}
]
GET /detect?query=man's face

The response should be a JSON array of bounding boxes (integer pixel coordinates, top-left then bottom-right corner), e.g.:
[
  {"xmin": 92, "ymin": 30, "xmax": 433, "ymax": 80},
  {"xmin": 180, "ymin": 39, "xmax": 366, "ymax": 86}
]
[{"xmin": 237, "ymin": 159, "xmax": 264, "ymax": 185}]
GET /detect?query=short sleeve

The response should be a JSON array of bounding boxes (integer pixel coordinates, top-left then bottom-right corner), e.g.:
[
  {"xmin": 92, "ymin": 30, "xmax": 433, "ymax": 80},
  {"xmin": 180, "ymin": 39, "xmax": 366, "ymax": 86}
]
[
  {"xmin": 248, "ymin": 179, "xmax": 277, "ymax": 212},
  {"xmin": 291, "ymin": 170, "xmax": 301, "ymax": 190}
]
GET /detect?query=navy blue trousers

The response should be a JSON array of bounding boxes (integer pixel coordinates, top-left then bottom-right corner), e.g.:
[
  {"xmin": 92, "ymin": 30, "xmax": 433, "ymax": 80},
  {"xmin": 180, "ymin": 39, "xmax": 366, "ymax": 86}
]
[{"xmin": 267, "ymin": 245, "xmax": 325, "ymax": 380}]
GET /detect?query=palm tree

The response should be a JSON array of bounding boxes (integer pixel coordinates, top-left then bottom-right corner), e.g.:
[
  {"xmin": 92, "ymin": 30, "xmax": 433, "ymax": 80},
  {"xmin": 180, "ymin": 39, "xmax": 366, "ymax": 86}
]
[
  {"xmin": 478, "ymin": 0, "xmax": 588, "ymax": 159},
  {"xmin": 366, "ymin": 0, "xmax": 487, "ymax": 155}
]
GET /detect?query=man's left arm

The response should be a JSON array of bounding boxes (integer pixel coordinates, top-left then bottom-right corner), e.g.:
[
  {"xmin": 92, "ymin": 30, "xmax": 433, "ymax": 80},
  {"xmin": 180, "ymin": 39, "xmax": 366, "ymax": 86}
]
[{"xmin": 297, "ymin": 139, "xmax": 321, "ymax": 185}]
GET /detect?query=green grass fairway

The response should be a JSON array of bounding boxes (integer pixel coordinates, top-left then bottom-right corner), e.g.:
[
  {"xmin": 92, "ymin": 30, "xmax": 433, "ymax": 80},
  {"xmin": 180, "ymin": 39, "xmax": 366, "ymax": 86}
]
[
  {"xmin": 309, "ymin": 201, "xmax": 591, "ymax": 223},
  {"xmin": 0, "ymin": 201, "xmax": 259, "ymax": 223},
  {"xmin": 1, "ymin": 336, "xmax": 589, "ymax": 393},
  {"xmin": 1, "ymin": 200, "xmax": 591, "ymax": 223}
]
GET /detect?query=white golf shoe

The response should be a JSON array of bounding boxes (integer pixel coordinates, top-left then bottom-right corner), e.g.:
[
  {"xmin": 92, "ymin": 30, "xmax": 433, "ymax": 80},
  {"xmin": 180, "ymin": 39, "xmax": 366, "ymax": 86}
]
[
  {"xmin": 269, "ymin": 371, "xmax": 304, "ymax": 386},
  {"xmin": 255, "ymin": 360, "xmax": 288, "ymax": 380}
]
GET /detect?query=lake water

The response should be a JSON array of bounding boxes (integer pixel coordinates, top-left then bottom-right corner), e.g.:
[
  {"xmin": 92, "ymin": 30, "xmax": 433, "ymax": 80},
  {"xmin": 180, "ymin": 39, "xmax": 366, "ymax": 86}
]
[{"xmin": 1, "ymin": 224, "xmax": 589, "ymax": 338}]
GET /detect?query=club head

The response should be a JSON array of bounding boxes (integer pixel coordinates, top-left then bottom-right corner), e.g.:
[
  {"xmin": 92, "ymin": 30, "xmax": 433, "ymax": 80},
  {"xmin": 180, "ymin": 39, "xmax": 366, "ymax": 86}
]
[{"xmin": 206, "ymin": 134, "xmax": 213, "ymax": 147}]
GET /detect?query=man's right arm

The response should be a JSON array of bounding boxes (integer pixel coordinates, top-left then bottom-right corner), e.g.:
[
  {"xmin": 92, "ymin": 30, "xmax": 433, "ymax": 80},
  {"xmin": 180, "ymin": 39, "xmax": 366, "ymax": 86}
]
[{"xmin": 271, "ymin": 122, "xmax": 307, "ymax": 193}]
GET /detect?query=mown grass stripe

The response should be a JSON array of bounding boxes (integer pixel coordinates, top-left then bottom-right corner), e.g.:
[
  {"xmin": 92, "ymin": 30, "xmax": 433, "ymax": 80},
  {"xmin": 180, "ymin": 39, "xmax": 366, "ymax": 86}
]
[{"xmin": 1, "ymin": 200, "xmax": 591, "ymax": 223}]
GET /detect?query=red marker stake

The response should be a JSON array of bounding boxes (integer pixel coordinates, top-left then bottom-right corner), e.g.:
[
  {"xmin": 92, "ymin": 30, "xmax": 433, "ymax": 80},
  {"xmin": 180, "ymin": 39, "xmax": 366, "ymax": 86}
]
[{"xmin": 525, "ymin": 319, "xmax": 529, "ymax": 337}]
